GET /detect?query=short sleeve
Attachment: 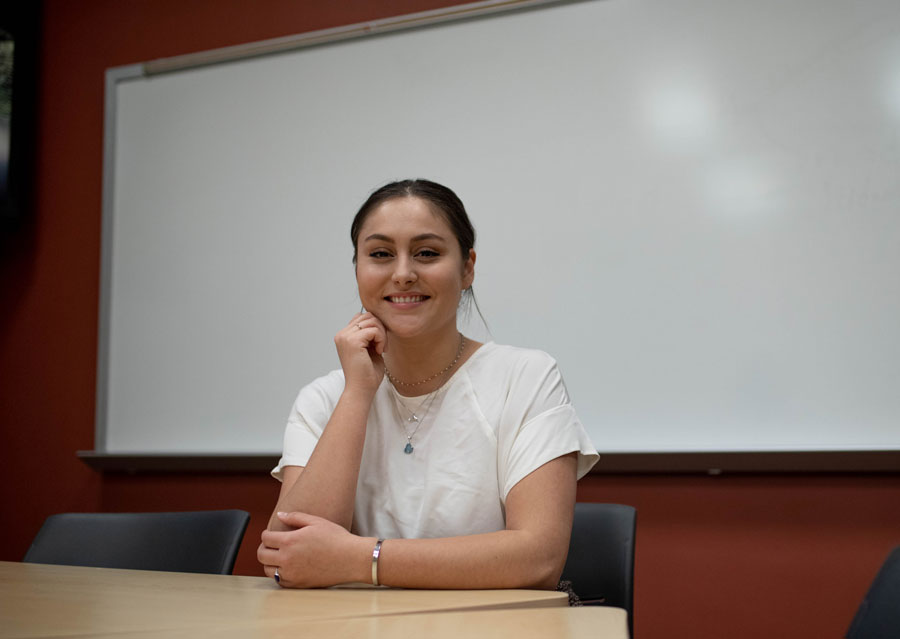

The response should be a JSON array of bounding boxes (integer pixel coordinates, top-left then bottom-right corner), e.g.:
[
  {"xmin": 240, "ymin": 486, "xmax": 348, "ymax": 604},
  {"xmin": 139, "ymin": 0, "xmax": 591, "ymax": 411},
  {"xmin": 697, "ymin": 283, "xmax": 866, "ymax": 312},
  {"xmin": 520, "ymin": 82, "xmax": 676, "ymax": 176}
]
[
  {"xmin": 496, "ymin": 350, "xmax": 599, "ymax": 499},
  {"xmin": 271, "ymin": 369, "xmax": 345, "ymax": 482}
]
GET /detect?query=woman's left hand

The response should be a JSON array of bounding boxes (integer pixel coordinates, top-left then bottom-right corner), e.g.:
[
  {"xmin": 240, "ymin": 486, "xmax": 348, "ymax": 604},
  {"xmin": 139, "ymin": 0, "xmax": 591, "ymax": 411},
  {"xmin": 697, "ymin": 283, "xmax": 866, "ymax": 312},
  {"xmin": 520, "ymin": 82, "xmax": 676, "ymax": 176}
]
[{"xmin": 259, "ymin": 512, "xmax": 371, "ymax": 588}]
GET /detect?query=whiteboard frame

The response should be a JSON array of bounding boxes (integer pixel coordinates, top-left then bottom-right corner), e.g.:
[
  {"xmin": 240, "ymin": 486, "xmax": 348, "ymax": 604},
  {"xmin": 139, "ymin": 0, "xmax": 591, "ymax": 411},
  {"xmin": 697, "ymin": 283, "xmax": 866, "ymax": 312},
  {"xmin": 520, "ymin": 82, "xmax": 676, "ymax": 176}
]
[{"xmin": 91, "ymin": 0, "xmax": 900, "ymax": 472}]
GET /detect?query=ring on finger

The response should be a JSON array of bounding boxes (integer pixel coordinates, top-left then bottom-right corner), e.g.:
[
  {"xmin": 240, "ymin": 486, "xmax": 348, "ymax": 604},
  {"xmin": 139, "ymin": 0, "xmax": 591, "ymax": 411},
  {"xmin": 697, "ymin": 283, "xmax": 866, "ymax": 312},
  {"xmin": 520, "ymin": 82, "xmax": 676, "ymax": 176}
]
[{"xmin": 274, "ymin": 567, "xmax": 280, "ymax": 584}]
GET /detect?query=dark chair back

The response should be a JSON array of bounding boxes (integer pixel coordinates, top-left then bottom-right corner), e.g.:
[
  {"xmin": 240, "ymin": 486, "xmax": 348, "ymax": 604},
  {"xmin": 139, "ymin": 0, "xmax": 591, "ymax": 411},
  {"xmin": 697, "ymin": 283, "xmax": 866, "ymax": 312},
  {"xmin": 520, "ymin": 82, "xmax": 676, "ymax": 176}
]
[
  {"xmin": 24, "ymin": 510, "xmax": 250, "ymax": 575},
  {"xmin": 846, "ymin": 546, "xmax": 900, "ymax": 639},
  {"xmin": 562, "ymin": 502, "xmax": 636, "ymax": 636}
]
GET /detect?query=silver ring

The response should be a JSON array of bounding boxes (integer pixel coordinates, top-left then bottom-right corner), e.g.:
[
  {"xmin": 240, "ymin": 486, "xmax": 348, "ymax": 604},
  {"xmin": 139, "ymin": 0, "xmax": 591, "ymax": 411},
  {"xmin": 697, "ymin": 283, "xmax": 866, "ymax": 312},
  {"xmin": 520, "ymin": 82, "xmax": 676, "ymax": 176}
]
[{"xmin": 274, "ymin": 567, "xmax": 280, "ymax": 584}]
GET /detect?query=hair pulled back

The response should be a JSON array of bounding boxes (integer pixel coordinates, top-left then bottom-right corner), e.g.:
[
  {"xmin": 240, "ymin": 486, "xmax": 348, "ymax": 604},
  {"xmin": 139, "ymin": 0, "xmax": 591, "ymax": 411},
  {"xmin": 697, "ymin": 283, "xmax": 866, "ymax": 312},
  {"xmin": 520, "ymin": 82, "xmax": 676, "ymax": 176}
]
[
  {"xmin": 350, "ymin": 179, "xmax": 486, "ymax": 330},
  {"xmin": 350, "ymin": 179, "xmax": 476, "ymax": 264}
]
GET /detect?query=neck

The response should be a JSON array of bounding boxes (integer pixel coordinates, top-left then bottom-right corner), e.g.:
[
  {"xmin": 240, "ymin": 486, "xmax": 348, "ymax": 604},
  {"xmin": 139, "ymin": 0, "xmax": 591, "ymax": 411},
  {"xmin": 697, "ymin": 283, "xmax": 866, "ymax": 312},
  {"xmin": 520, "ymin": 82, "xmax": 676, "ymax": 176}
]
[{"xmin": 383, "ymin": 325, "xmax": 464, "ymax": 394}]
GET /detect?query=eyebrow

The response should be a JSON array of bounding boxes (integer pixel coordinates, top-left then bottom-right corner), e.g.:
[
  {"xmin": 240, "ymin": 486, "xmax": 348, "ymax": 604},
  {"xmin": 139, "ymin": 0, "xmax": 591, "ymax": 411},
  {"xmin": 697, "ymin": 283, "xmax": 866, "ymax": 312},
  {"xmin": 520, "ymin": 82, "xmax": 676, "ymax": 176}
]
[{"xmin": 363, "ymin": 233, "xmax": 447, "ymax": 243}]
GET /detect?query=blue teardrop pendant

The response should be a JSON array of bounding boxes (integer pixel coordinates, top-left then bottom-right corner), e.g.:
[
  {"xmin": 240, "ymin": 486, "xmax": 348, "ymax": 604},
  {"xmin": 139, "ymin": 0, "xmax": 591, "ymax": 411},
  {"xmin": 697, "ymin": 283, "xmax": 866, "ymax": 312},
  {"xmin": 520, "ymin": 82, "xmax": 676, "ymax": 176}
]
[{"xmin": 404, "ymin": 442, "xmax": 414, "ymax": 454}]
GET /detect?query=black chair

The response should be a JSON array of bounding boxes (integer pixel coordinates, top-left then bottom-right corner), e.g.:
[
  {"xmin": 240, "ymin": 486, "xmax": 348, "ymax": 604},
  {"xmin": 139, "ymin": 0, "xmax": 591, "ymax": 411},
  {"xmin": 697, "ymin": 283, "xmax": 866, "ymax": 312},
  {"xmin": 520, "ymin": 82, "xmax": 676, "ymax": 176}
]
[
  {"xmin": 846, "ymin": 546, "xmax": 900, "ymax": 639},
  {"xmin": 24, "ymin": 510, "xmax": 250, "ymax": 575},
  {"xmin": 561, "ymin": 502, "xmax": 636, "ymax": 636}
]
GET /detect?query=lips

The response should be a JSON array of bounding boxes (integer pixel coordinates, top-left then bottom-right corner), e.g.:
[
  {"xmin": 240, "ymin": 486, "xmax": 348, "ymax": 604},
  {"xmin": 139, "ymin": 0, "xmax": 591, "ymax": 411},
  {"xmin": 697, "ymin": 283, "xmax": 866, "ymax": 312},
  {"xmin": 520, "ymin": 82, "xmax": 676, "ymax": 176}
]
[{"xmin": 386, "ymin": 295, "xmax": 429, "ymax": 303}]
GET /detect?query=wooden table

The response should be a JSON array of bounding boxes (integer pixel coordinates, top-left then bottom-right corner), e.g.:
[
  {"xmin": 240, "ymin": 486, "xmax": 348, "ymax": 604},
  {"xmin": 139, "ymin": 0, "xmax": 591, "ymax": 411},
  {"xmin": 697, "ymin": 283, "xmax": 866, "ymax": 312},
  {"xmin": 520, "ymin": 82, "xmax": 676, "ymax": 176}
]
[{"xmin": 0, "ymin": 561, "xmax": 629, "ymax": 638}]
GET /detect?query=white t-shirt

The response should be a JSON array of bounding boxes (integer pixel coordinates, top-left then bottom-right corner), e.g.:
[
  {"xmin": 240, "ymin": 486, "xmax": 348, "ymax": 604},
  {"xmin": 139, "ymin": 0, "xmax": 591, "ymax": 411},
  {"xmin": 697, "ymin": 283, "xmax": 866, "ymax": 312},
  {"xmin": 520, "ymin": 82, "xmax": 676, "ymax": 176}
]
[{"xmin": 272, "ymin": 342, "xmax": 599, "ymax": 540}]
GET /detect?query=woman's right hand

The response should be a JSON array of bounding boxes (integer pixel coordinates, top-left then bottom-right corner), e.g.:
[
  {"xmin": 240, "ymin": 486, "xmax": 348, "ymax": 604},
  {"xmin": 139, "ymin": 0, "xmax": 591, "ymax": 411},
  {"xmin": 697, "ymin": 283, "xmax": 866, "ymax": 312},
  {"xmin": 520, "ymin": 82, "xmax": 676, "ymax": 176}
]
[{"xmin": 334, "ymin": 312, "xmax": 387, "ymax": 396}]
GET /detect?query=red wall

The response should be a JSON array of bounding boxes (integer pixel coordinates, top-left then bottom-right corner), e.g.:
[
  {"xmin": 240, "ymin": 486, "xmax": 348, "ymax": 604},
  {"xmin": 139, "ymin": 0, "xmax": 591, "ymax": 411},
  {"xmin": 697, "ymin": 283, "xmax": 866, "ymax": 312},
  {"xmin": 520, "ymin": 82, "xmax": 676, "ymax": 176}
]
[{"xmin": 1, "ymin": 2, "xmax": 897, "ymax": 638}]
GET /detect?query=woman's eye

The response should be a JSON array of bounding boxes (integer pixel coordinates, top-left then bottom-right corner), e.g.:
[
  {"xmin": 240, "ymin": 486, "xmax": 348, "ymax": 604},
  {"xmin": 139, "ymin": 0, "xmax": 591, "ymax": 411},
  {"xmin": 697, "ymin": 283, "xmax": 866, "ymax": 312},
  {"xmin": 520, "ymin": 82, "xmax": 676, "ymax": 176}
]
[
  {"xmin": 416, "ymin": 249, "xmax": 440, "ymax": 258},
  {"xmin": 369, "ymin": 250, "xmax": 392, "ymax": 259}
]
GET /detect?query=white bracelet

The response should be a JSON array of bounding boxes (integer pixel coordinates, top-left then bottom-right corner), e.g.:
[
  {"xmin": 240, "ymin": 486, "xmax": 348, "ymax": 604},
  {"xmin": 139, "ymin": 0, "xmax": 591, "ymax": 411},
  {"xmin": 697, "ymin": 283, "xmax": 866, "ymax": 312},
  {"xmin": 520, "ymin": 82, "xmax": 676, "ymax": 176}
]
[{"xmin": 371, "ymin": 538, "xmax": 385, "ymax": 586}]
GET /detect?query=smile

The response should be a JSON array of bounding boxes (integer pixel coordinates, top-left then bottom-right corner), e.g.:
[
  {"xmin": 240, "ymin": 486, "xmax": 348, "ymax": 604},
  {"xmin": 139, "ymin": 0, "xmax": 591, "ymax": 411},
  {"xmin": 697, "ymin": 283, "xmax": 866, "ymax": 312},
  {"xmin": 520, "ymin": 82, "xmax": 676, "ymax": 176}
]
[{"xmin": 387, "ymin": 295, "xmax": 429, "ymax": 303}]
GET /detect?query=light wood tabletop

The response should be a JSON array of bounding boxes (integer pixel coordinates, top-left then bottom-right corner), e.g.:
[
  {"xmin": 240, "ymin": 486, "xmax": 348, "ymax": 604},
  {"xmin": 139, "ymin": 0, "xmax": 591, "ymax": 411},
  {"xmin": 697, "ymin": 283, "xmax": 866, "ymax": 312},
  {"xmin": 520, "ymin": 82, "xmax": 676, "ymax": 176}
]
[
  {"xmin": 73, "ymin": 607, "xmax": 630, "ymax": 639},
  {"xmin": 0, "ymin": 561, "xmax": 628, "ymax": 639}
]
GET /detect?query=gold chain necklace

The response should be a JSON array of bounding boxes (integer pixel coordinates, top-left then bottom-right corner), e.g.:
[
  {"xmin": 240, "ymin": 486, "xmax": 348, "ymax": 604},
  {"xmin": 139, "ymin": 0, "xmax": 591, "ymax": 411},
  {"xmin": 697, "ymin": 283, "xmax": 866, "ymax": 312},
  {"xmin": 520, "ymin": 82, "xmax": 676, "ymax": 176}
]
[{"xmin": 383, "ymin": 334, "xmax": 466, "ymax": 388}]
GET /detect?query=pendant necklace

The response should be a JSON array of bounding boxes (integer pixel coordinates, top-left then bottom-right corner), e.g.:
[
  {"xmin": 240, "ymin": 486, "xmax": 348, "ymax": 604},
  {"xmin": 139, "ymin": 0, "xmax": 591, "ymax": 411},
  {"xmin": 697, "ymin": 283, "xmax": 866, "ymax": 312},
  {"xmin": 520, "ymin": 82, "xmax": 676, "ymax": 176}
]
[
  {"xmin": 390, "ymin": 386, "xmax": 440, "ymax": 454},
  {"xmin": 384, "ymin": 334, "xmax": 466, "ymax": 454}
]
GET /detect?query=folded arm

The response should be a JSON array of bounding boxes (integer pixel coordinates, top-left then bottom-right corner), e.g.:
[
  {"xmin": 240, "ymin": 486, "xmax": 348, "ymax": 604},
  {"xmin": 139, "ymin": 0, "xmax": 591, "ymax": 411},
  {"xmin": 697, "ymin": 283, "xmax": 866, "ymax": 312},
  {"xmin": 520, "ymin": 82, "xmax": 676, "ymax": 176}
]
[{"xmin": 259, "ymin": 452, "xmax": 577, "ymax": 590}]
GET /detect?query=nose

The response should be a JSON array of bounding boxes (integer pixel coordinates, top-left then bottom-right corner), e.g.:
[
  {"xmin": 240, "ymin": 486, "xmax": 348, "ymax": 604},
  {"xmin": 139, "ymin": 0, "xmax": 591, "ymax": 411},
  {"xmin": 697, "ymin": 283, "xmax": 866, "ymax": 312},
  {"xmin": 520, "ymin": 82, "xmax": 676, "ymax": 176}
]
[{"xmin": 392, "ymin": 255, "xmax": 417, "ymax": 286}]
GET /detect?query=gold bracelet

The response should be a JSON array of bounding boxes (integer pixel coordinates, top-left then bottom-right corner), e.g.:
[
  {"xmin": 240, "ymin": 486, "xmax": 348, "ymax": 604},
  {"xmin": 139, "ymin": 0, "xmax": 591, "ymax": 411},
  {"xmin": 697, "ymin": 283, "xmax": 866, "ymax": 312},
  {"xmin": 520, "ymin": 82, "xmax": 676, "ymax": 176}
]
[{"xmin": 371, "ymin": 538, "xmax": 385, "ymax": 586}]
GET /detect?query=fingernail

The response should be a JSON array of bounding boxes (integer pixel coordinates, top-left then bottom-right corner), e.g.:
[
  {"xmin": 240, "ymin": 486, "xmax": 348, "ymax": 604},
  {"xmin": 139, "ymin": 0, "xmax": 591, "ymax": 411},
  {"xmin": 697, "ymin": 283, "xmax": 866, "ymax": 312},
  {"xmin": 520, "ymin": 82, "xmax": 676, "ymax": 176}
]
[{"xmin": 277, "ymin": 511, "xmax": 286, "ymax": 516}]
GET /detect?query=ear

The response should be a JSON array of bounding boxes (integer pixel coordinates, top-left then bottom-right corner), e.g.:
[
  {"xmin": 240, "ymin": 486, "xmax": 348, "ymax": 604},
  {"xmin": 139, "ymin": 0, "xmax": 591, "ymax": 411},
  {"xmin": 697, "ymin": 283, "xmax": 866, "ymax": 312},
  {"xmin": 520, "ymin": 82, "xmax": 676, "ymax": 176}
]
[{"xmin": 462, "ymin": 249, "xmax": 476, "ymax": 289}]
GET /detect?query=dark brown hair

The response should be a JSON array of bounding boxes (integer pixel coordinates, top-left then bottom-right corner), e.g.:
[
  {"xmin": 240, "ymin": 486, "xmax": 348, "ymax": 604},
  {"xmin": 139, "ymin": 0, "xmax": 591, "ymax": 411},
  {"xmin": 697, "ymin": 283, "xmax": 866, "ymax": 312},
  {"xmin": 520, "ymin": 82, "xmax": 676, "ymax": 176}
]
[{"xmin": 350, "ymin": 179, "xmax": 475, "ymax": 265}]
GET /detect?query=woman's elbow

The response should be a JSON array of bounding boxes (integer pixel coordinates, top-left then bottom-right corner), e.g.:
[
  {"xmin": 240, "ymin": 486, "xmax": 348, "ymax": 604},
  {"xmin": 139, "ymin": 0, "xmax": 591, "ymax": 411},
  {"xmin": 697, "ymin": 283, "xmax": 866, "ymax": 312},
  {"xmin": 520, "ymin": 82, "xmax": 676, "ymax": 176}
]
[
  {"xmin": 524, "ymin": 565, "xmax": 564, "ymax": 590},
  {"xmin": 519, "ymin": 547, "xmax": 567, "ymax": 590}
]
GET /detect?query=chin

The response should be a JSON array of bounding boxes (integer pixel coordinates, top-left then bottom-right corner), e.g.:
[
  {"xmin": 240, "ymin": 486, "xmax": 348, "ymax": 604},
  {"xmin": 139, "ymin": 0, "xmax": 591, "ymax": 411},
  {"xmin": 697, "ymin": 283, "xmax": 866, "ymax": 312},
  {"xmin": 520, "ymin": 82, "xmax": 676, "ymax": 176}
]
[
  {"xmin": 384, "ymin": 322, "xmax": 426, "ymax": 338},
  {"xmin": 387, "ymin": 315, "xmax": 442, "ymax": 336}
]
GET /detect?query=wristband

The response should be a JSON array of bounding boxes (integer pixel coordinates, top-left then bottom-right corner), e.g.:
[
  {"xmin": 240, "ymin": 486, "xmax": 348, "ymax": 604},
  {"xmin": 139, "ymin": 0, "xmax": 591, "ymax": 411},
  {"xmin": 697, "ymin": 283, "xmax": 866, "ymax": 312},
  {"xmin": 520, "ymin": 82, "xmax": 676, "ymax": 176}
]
[{"xmin": 371, "ymin": 538, "xmax": 385, "ymax": 586}]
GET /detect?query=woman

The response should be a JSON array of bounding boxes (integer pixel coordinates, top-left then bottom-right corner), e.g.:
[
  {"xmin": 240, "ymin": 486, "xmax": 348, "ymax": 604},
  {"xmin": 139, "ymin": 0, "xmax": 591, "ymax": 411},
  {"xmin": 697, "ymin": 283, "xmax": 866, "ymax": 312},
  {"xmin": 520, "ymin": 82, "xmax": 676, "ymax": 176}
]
[{"xmin": 258, "ymin": 179, "xmax": 598, "ymax": 589}]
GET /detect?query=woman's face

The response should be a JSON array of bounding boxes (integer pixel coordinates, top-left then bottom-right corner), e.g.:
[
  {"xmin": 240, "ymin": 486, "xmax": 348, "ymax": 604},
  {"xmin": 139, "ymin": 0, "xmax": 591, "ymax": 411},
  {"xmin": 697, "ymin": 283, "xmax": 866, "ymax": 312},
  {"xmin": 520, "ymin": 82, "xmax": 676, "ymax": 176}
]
[{"xmin": 355, "ymin": 196, "xmax": 475, "ymax": 338}]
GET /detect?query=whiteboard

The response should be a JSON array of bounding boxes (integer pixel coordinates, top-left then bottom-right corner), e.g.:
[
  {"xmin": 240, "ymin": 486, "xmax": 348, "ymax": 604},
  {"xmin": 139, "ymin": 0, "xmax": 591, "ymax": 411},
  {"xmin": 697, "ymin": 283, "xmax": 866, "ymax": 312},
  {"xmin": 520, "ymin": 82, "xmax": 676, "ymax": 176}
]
[{"xmin": 97, "ymin": 0, "xmax": 900, "ymax": 456}]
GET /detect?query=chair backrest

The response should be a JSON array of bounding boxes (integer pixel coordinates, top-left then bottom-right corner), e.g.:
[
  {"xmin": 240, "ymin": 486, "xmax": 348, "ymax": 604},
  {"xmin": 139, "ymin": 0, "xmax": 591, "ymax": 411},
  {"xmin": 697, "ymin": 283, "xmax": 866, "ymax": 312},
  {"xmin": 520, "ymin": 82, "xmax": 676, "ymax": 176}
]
[
  {"xmin": 23, "ymin": 510, "xmax": 250, "ymax": 575},
  {"xmin": 846, "ymin": 546, "xmax": 900, "ymax": 639},
  {"xmin": 561, "ymin": 502, "xmax": 636, "ymax": 636}
]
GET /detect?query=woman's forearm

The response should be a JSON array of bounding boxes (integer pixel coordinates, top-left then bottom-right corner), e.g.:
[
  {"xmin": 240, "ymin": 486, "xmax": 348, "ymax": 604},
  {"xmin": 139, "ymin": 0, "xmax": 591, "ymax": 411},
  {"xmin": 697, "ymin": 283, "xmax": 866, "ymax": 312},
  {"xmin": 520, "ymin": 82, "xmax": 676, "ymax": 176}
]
[
  {"xmin": 345, "ymin": 529, "xmax": 566, "ymax": 590},
  {"xmin": 383, "ymin": 530, "xmax": 564, "ymax": 589},
  {"xmin": 368, "ymin": 456, "xmax": 575, "ymax": 590},
  {"xmin": 269, "ymin": 388, "xmax": 373, "ymax": 531}
]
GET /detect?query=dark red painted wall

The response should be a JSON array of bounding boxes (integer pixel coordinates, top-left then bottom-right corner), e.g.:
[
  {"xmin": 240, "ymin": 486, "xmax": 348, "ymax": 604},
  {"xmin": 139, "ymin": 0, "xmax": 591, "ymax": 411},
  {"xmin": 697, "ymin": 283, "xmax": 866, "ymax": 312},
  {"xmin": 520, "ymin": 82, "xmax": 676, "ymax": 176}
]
[{"xmin": 1, "ymin": 2, "xmax": 897, "ymax": 638}]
